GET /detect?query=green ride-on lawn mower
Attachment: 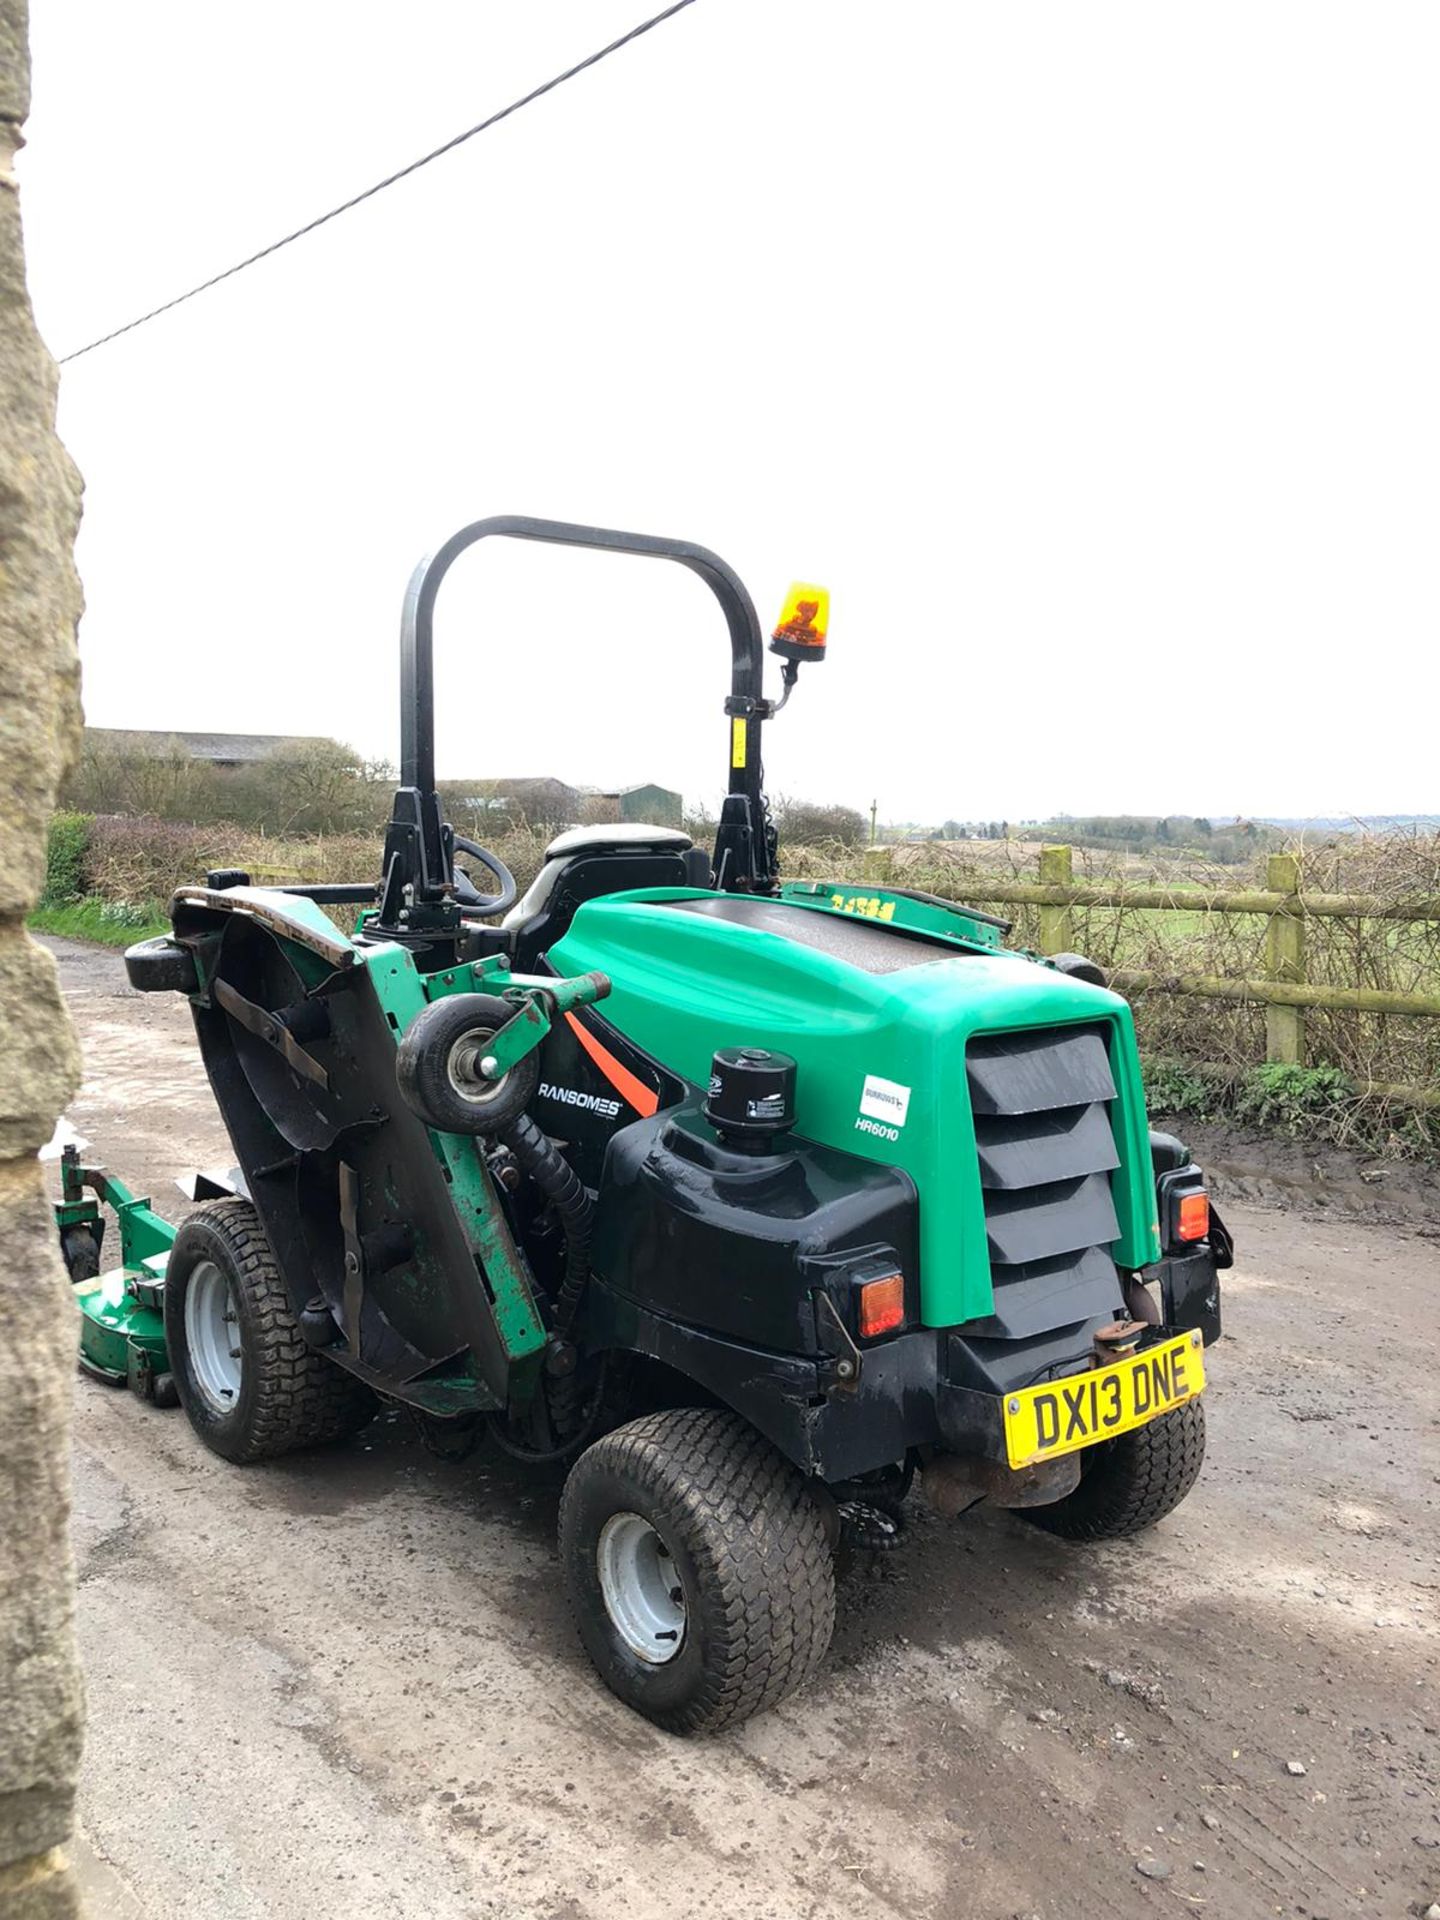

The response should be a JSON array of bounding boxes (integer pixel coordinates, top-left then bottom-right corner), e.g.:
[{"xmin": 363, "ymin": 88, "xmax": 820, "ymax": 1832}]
[{"xmin": 56, "ymin": 514, "xmax": 1231, "ymax": 1734}]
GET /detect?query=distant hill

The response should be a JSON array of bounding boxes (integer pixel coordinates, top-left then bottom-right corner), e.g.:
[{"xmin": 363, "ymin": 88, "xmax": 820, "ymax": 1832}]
[
  {"xmin": 1031, "ymin": 815, "xmax": 1278, "ymax": 864},
  {"xmin": 1257, "ymin": 816, "xmax": 1440, "ymax": 834}
]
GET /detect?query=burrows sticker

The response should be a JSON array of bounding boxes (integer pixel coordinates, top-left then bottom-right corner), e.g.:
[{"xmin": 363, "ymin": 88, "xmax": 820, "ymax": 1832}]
[{"xmin": 855, "ymin": 1073, "xmax": 912, "ymax": 1142}]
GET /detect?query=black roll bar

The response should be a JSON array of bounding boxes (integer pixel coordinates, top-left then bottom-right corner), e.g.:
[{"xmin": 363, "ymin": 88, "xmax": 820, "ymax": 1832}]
[{"xmin": 393, "ymin": 515, "xmax": 776, "ymax": 903}]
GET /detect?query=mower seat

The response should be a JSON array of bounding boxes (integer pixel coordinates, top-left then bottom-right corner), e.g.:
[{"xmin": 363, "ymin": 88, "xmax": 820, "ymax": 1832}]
[{"xmin": 503, "ymin": 823, "xmax": 710, "ymax": 971}]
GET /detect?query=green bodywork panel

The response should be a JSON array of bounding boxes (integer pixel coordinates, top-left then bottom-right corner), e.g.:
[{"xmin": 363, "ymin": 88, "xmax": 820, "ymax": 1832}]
[
  {"xmin": 551, "ymin": 886, "xmax": 1161, "ymax": 1328},
  {"xmin": 354, "ymin": 940, "xmax": 609, "ymax": 1372},
  {"xmin": 356, "ymin": 943, "xmax": 551, "ymax": 1369}
]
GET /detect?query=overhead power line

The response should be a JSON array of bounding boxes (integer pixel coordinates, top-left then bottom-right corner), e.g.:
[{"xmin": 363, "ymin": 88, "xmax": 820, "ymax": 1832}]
[{"xmin": 58, "ymin": 0, "xmax": 699, "ymax": 365}]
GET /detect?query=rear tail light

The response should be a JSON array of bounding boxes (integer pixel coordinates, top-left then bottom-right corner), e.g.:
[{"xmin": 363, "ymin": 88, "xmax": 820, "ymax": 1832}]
[
  {"xmin": 1175, "ymin": 1190, "xmax": 1210, "ymax": 1242},
  {"xmin": 857, "ymin": 1271, "xmax": 905, "ymax": 1338}
]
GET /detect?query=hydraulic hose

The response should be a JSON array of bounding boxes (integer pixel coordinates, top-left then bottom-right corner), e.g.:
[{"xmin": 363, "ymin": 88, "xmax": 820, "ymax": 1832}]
[
  {"xmin": 485, "ymin": 1113, "xmax": 601, "ymax": 1461},
  {"xmin": 499, "ymin": 1113, "xmax": 594, "ymax": 1336}
]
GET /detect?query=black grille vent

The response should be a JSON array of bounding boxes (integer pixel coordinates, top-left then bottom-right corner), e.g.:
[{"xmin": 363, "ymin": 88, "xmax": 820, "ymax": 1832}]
[{"xmin": 966, "ymin": 1024, "xmax": 1125, "ymax": 1339}]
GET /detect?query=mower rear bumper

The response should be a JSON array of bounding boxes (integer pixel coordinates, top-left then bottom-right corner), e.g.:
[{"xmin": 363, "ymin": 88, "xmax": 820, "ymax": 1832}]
[{"xmin": 588, "ymin": 1245, "xmax": 1225, "ymax": 1486}]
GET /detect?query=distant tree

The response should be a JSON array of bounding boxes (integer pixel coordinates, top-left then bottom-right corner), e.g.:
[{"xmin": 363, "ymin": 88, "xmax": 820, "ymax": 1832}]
[
  {"xmin": 773, "ymin": 796, "xmax": 866, "ymax": 847},
  {"xmin": 264, "ymin": 738, "xmax": 375, "ymax": 833},
  {"xmin": 64, "ymin": 733, "xmax": 219, "ymax": 821}
]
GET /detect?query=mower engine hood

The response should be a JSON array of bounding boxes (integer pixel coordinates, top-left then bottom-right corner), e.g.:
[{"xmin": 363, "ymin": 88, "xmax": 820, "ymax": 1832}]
[{"xmin": 549, "ymin": 888, "xmax": 1160, "ymax": 1327}]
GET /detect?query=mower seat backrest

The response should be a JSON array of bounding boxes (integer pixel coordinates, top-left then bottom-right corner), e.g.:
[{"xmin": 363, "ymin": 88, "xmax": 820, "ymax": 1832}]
[{"xmin": 504, "ymin": 824, "xmax": 710, "ymax": 971}]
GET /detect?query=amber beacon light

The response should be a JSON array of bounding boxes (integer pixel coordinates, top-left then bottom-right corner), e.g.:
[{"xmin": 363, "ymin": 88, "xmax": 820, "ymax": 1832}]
[{"xmin": 769, "ymin": 582, "xmax": 830, "ymax": 663}]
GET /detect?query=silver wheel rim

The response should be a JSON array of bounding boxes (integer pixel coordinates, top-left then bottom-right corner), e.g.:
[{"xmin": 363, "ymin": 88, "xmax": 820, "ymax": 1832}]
[
  {"xmin": 597, "ymin": 1512, "xmax": 687, "ymax": 1664},
  {"xmin": 185, "ymin": 1258, "xmax": 243, "ymax": 1413},
  {"xmin": 446, "ymin": 1029, "xmax": 507, "ymax": 1108}
]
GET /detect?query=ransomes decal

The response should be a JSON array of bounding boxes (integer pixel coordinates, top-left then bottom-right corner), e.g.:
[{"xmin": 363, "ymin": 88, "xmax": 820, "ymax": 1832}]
[{"xmin": 539, "ymin": 1082, "xmax": 622, "ymax": 1120}]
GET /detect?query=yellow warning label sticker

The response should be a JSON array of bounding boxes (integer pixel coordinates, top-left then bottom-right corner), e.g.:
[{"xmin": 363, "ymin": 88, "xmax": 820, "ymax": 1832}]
[{"xmin": 731, "ymin": 717, "xmax": 748, "ymax": 769}]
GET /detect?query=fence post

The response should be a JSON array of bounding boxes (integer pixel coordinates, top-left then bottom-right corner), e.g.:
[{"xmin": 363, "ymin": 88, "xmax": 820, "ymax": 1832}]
[
  {"xmin": 1265, "ymin": 851, "xmax": 1306, "ymax": 1065},
  {"xmin": 1038, "ymin": 845, "xmax": 1074, "ymax": 955}
]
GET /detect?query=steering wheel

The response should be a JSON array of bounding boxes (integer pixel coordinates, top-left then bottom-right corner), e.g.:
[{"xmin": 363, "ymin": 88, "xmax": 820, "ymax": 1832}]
[{"xmin": 451, "ymin": 835, "xmax": 519, "ymax": 918}]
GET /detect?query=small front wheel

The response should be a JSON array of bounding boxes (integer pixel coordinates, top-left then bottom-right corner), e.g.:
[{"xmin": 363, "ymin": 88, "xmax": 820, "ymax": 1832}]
[
  {"xmin": 559, "ymin": 1408, "xmax": 835, "ymax": 1734},
  {"xmin": 394, "ymin": 993, "xmax": 539, "ymax": 1135},
  {"xmin": 59, "ymin": 1224, "xmax": 103, "ymax": 1284}
]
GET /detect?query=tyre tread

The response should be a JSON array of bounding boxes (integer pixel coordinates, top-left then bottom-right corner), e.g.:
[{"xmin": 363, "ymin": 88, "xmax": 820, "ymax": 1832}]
[
  {"xmin": 169, "ymin": 1198, "xmax": 374, "ymax": 1463},
  {"xmin": 1025, "ymin": 1398, "xmax": 1206, "ymax": 1541},
  {"xmin": 560, "ymin": 1407, "xmax": 835, "ymax": 1734}
]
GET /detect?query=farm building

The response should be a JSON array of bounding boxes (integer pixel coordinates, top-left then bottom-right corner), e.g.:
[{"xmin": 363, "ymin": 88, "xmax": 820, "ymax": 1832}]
[
  {"xmin": 584, "ymin": 782, "xmax": 684, "ymax": 829},
  {"xmin": 458, "ymin": 778, "xmax": 582, "ymax": 829}
]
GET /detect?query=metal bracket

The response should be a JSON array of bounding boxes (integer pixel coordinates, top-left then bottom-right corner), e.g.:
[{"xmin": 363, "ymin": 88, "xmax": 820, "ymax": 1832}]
[
  {"xmin": 59, "ymin": 1145, "xmax": 176, "ymax": 1272},
  {"xmin": 482, "ymin": 992, "xmax": 556, "ymax": 1079},
  {"xmin": 472, "ymin": 972, "xmax": 611, "ymax": 1084},
  {"xmin": 338, "ymin": 1162, "xmax": 364, "ymax": 1358},
  {"xmin": 813, "ymin": 1291, "xmax": 862, "ymax": 1394},
  {"xmin": 212, "ymin": 978, "xmax": 331, "ymax": 1090}
]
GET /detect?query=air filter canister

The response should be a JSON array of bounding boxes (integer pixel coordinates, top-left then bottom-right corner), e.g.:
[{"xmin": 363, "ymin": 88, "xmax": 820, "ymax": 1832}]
[{"xmin": 704, "ymin": 1046, "xmax": 797, "ymax": 1148}]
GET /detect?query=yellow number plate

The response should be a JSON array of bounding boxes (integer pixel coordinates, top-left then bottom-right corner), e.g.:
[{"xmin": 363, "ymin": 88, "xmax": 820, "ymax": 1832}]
[{"xmin": 1003, "ymin": 1332, "xmax": 1205, "ymax": 1469}]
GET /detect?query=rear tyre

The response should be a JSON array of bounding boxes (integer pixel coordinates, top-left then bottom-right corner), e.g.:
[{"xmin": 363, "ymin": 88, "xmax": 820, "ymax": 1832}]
[
  {"xmin": 164, "ymin": 1197, "xmax": 376, "ymax": 1463},
  {"xmin": 559, "ymin": 1408, "xmax": 835, "ymax": 1734},
  {"xmin": 1023, "ymin": 1399, "xmax": 1206, "ymax": 1541}
]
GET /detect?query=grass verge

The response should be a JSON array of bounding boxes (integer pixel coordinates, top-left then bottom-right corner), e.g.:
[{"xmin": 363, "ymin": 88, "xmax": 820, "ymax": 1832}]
[
  {"xmin": 1143, "ymin": 1056, "xmax": 1440, "ymax": 1158},
  {"xmin": 29, "ymin": 897, "xmax": 169, "ymax": 947}
]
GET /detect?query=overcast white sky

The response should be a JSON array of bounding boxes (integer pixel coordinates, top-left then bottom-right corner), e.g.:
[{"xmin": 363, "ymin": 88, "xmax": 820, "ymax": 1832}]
[{"xmin": 20, "ymin": 2, "xmax": 1439, "ymax": 824}]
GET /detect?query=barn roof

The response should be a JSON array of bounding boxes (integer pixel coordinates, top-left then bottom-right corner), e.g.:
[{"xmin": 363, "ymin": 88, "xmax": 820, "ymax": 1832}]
[{"xmin": 85, "ymin": 729, "xmax": 334, "ymax": 764}]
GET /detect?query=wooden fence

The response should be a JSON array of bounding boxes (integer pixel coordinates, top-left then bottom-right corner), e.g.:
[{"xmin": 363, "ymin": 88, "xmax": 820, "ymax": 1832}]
[
  {"xmin": 871, "ymin": 844, "xmax": 1440, "ymax": 1108},
  {"xmin": 260, "ymin": 838, "xmax": 1439, "ymax": 1107}
]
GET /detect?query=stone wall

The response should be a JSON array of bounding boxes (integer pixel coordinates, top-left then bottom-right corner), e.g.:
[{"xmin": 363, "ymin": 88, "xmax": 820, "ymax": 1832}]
[{"xmin": 0, "ymin": 3, "xmax": 88, "ymax": 1916}]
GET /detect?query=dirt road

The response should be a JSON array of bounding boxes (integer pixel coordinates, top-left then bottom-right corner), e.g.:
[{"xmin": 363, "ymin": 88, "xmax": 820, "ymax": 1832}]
[{"xmin": 43, "ymin": 936, "xmax": 1439, "ymax": 1920}]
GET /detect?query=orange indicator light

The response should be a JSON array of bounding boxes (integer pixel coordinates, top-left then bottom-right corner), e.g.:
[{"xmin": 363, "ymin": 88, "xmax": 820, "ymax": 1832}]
[
  {"xmin": 1176, "ymin": 1192, "xmax": 1210, "ymax": 1242},
  {"xmin": 857, "ymin": 1272, "xmax": 905, "ymax": 1338}
]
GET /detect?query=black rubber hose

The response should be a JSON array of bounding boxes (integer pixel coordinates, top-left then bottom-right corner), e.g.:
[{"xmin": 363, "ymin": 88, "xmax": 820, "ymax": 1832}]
[
  {"xmin": 500, "ymin": 1114, "xmax": 594, "ymax": 1335},
  {"xmin": 484, "ymin": 1358, "xmax": 610, "ymax": 1465}
]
